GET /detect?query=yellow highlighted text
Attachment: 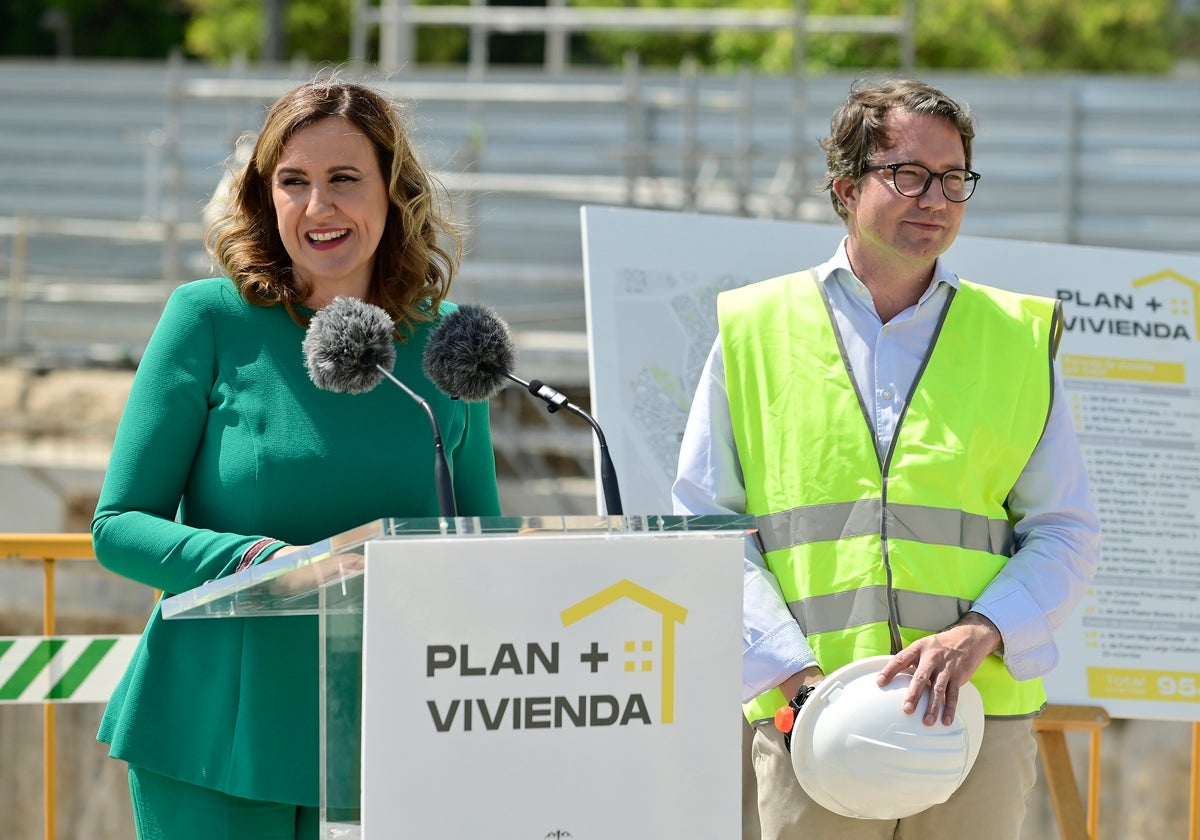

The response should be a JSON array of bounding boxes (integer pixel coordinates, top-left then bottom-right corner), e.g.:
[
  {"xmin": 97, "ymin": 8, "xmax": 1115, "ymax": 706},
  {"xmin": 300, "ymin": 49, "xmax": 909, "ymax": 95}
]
[
  {"xmin": 1062, "ymin": 354, "xmax": 1185, "ymax": 384},
  {"xmin": 1087, "ymin": 667, "xmax": 1200, "ymax": 703}
]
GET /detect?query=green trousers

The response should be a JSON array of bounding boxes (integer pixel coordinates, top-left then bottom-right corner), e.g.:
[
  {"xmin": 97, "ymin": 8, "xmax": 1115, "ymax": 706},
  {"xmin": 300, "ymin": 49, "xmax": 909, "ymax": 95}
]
[{"xmin": 127, "ymin": 764, "xmax": 319, "ymax": 840}]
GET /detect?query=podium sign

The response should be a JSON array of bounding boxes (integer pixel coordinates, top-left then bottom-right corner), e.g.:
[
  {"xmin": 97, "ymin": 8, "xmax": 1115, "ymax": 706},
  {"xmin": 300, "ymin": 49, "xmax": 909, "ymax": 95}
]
[
  {"xmin": 361, "ymin": 531, "xmax": 742, "ymax": 838},
  {"xmin": 160, "ymin": 515, "xmax": 748, "ymax": 840}
]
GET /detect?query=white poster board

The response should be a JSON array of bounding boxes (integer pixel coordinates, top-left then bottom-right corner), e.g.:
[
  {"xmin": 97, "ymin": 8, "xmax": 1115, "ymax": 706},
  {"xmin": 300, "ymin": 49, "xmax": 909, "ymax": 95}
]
[
  {"xmin": 582, "ymin": 204, "xmax": 1200, "ymax": 721},
  {"xmin": 360, "ymin": 531, "xmax": 743, "ymax": 838}
]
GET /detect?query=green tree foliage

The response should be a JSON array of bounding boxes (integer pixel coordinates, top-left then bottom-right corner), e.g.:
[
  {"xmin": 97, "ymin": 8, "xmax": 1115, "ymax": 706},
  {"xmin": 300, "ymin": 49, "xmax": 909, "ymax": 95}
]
[
  {"xmin": 184, "ymin": 0, "xmax": 270, "ymax": 61},
  {"xmin": 1, "ymin": 0, "xmax": 188, "ymax": 58},
  {"xmin": 915, "ymin": 0, "xmax": 1174, "ymax": 73},
  {"xmin": 572, "ymin": 0, "xmax": 727, "ymax": 67},
  {"xmin": 1169, "ymin": 4, "xmax": 1200, "ymax": 67},
  {"xmin": 45, "ymin": 0, "xmax": 1175, "ymax": 73},
  {"xmin": 1, "ymin": 0, "xmax": 58, "ymax": 56},
  {"xmin": 183, "ymin": 0, "xmax": 354, "ymax": 63},
  {"xmin": 574, "ymin": 0, "xmax": 1177, "ymax": 74},
  {"xmin": 181, "ymin": 0, "xmax": 470, "ymax": 64}
]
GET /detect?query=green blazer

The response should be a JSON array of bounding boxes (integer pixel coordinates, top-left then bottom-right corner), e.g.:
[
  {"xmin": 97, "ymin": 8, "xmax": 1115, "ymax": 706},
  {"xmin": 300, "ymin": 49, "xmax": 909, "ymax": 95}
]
[{"xmin": 93, "ymin": 278, "xmax": 501, "ymax": 806}]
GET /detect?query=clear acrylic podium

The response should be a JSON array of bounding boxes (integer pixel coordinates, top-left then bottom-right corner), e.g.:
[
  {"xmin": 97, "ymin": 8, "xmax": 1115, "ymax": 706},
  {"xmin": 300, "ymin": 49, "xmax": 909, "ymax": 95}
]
[{"xmin": 161, "ymin": 514, "xmax": 750, "ymax": 839}]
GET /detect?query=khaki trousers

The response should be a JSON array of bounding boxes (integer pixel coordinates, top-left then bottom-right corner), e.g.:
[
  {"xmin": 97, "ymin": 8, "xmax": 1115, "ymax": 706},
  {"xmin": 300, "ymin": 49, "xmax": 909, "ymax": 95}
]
[{"xmin": 753, "ymin": 717, "xmax": 1038, "ymax": 840}]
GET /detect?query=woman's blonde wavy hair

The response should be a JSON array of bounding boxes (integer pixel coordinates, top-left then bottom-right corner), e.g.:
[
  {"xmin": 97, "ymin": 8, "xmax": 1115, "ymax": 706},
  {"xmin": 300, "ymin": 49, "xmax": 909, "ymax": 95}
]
[{"xmin": 207, "ymin": 78, "xmax": 461, "ymax": 328}]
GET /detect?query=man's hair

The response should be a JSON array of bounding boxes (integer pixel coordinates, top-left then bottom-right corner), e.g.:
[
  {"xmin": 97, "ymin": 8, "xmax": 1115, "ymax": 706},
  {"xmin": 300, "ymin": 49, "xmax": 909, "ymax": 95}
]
[
  {"xmin": 206, "ymin": 77, "xmax": 461, "ymax": 327},
  {"xmin": 819, "ymin": 78, "xmax": 976, "ymax": 222}
]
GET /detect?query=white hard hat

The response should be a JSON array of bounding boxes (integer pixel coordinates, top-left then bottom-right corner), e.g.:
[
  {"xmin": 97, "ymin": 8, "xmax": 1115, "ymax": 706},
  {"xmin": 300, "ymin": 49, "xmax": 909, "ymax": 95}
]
[{"xmin": 788, "ymin": 655, "xmax": 985, "ymax": 820}]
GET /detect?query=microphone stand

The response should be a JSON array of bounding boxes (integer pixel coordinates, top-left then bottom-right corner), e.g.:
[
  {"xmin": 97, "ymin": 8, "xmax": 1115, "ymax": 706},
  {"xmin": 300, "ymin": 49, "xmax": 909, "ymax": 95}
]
[
  {"xmin": 377, "ymin": 366, "xmax": 458, "ymax": 519},
  {"xmin": 485, "ymin": 365, "xmax": 624, "ymax": 516}
]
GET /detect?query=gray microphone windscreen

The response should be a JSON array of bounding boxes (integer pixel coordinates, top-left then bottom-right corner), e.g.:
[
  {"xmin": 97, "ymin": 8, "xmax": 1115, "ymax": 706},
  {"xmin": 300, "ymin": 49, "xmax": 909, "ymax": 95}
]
[
  {"xmin": 422, "ymin": 303, "xmax": 515, "ymax": 402},
  {"xmin": 303, "ymin": 296, "xmax": 397, "ymax": 394}
]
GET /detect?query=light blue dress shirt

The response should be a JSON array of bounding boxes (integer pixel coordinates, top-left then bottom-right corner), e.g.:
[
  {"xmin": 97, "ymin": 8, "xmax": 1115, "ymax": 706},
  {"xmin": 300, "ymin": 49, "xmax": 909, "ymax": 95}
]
[{"xmin": 672, "ymin": 240, "xmax": 1101, "ymax": 702}]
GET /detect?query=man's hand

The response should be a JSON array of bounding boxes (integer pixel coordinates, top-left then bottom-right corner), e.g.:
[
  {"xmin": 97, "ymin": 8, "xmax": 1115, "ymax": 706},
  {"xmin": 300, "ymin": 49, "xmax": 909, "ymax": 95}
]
[{"xmin": 876, "ymin": 612, "xmax": 1002, "ymax": 726}]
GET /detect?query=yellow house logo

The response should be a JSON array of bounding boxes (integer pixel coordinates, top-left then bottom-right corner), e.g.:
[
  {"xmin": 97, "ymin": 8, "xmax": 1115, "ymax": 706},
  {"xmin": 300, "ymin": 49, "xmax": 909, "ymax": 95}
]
[
  {"xmin": 561, "ymin": 579, "xmax": 688, "ymax": 724},
  {"xmin": 1131, "ymin": 270, "xmax": 1199, "ymax": 339}
]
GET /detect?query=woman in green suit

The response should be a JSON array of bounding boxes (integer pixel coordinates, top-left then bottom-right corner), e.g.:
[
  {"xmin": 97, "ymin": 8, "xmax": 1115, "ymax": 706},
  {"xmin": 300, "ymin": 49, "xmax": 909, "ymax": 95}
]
[{"xmin": 92, "ymin": 78, "xmax": 502, "ymax": 839}]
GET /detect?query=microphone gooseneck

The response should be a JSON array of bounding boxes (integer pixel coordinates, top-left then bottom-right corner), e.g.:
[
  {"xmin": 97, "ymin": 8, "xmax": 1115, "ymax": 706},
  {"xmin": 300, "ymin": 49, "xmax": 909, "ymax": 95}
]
[
  {"xmin": 304, "ymin": 296, "xmax": 457, "ymax": 519},
  {"xmin": 423, "ymin": 303, "xmax": 624, "ymax": 516},
  {"xmin": 527, "ymin": 379, "xmax": 623, "ymax": 517}
]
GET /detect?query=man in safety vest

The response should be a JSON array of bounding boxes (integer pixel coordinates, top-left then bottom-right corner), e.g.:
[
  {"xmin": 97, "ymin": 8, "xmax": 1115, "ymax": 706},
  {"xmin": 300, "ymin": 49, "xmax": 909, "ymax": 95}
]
[{"xmin": 673, "ymin": 78, "xmax": 1100, "ymax": 839}]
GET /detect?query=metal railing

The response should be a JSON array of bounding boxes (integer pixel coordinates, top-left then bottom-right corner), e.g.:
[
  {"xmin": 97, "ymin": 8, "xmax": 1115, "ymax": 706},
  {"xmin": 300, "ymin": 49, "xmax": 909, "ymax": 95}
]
[
  {"xmin": 0, "ymin": 533, "xmax": 95, "ymax": 840},
  {"xmin": 4, "ymin": 61, "xmax": 1200, "ymax": 365},
  {"xmin": 2, "ymin": 61, "xmax": 1200, "ymax": 508}
]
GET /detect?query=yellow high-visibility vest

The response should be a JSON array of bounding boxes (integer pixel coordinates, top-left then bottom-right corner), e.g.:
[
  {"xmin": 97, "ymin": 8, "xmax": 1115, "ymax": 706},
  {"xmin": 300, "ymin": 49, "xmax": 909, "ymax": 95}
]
[{"xmin": 720, "ymin": 271, "xmax": 1061, "ymax": 725}]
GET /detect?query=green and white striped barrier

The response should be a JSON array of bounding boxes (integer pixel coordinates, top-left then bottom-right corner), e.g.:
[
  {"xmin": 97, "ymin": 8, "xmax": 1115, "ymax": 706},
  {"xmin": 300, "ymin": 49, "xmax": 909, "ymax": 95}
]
[{"xmin": 0, "ymin": 635, "xmax": 139, "ymax": 704}]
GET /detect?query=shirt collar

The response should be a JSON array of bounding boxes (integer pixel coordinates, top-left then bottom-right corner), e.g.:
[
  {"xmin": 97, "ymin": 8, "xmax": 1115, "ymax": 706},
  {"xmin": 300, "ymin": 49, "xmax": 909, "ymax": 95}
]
[{"xmin": 814, "ymin": 236, "xmax": 960, "ymax": 307}]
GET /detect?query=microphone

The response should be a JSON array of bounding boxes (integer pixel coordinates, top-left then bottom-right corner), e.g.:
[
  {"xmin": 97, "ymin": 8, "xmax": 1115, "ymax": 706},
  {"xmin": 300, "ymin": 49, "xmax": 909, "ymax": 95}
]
[
  {"xmin": 303, "ymin": 295, "xmax": 457, "ymax": 519},
  {"xmin": 423, "ymin": 303, "xmax": 624, "ymax": 516}
]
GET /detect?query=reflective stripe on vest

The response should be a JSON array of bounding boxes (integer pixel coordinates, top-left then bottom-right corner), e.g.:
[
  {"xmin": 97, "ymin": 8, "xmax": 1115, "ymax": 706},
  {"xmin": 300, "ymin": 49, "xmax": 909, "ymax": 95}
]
[
  {"xmin": 720, "ymin": 271, "xmax": 1060, "ymax": 724},
  {"xmin": 758, "ymin": 500, "xmax": 1015, "ymax": 556}
]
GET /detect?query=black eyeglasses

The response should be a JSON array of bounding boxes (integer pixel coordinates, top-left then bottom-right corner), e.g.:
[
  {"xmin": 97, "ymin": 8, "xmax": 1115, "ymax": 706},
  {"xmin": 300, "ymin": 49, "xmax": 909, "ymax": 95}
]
[{"xmin": 862, "ymin": 162, "xmax": 981, "ymax": 202}]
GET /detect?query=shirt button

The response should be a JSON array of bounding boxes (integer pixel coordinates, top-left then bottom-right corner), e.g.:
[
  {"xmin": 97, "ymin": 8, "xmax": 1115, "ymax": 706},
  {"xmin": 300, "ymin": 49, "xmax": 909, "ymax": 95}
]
[{"xmin": 882, "ymin": 390, "xmax": 893, "ymax": 400}]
